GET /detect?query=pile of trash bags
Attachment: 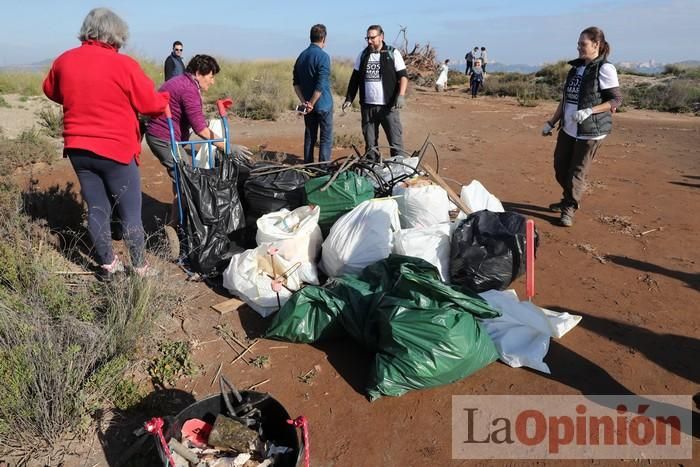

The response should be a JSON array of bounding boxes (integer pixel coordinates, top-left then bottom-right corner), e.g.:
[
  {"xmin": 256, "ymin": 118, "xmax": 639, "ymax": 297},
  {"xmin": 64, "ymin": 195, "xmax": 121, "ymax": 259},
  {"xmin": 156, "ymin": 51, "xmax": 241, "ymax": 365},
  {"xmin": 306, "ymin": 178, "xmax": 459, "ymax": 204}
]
[{"xmin": 187, "ymin": 151, "xmax": 580, "ymax": 399}]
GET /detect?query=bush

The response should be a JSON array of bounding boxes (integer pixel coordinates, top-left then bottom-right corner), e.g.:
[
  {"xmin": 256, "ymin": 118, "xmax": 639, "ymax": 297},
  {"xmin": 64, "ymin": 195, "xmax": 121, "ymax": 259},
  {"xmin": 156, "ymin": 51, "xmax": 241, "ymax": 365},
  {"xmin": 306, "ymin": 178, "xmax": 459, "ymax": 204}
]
[
  {"xmin": 536, "ymin": 60, "xmax": 570, "ymax": 89},
  {"xmin": 625, "ymin": 79, "xmax": 700, "ymax": 113},
  {"xmin": 0, "ymin": 130, "xmax": 58, "ymax": 174},
  {"xmin": 0, "ymin": 199, "xmax": 174, "ymax": 451},
  {"xmin": 36, "ymin": 105, "xmax": 64, "ymax": 138},
  {"xmin": 331, "ymin": 60, "xmax": 354, "ymax": 97},
  {"xmin": 447, "ymin": 71, "xmax": 469, "ymax": 86}
]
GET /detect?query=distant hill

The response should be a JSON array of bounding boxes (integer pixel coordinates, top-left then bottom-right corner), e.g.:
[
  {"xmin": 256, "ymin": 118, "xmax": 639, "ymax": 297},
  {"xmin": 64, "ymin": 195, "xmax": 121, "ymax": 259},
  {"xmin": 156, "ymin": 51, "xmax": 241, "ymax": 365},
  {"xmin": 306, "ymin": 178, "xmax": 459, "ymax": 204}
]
[{"xmin": 0, "ymin": 58, "xmax": 52, "ymax": 72}]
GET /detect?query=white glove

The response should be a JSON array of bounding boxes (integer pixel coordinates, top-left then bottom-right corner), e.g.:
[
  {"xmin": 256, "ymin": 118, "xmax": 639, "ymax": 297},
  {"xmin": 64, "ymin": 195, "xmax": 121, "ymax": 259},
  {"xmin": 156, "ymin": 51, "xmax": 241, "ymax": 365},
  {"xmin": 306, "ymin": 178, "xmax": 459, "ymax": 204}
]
[
  {"xmin": 341, "ymin": 100, "xmax": 352, "ymax": 112},
  {"xmin": 542, "ymin": 122, "xmax": 554, "ymax": 136},
  {"xmin": 231, "ymin": 144, "xmax": 253, "ymax": 158},
  {"xmin": 573, "ymin": 108, "xmax": 593, "ymax": 124}
]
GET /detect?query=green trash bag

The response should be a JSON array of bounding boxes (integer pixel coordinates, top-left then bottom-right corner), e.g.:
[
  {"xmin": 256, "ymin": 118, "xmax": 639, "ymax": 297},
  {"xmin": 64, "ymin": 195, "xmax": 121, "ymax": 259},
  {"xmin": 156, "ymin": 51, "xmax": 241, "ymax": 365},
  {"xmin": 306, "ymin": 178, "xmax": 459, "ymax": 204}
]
[
  {"xmin": 266, "ymin": 255, "xmax": 500, "ymax": 400},
  {"xmin": 304, "ymin": 171, "xmax": 375, "ymax": 236}
]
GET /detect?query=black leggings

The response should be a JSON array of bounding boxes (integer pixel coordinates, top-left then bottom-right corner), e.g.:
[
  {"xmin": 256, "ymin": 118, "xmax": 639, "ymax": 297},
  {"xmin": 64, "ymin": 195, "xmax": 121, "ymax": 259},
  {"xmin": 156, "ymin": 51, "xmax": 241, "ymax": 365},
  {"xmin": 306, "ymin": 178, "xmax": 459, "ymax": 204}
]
[{"xmin": 68, "ymin": 149, "xmax": 145, "ymax": 267}]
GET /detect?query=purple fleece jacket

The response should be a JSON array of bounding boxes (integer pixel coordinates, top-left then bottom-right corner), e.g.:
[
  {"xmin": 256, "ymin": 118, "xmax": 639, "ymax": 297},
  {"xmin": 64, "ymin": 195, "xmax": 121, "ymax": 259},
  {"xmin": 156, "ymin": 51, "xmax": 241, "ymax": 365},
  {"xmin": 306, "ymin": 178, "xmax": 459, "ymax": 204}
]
[{"xmin": 147, "ymin": 73, "xmax": 207, "ymax": 142}]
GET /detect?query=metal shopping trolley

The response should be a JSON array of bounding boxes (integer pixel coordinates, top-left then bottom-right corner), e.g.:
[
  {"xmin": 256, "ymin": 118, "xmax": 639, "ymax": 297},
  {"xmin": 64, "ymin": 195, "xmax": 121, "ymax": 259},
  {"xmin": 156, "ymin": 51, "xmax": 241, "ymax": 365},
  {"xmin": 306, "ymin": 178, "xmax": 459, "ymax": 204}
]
[{"xmin": 164, "ymin": 98, "xmax": 246, "ymax": 277}]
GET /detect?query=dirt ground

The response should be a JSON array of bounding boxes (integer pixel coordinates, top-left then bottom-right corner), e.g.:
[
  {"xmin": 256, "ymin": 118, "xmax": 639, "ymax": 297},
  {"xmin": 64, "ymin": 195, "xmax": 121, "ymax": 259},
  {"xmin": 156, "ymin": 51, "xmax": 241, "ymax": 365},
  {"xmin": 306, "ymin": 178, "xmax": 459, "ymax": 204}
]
[{"xmin": 10, "ymin": 87, "xmax": 700, "ymax": 466}]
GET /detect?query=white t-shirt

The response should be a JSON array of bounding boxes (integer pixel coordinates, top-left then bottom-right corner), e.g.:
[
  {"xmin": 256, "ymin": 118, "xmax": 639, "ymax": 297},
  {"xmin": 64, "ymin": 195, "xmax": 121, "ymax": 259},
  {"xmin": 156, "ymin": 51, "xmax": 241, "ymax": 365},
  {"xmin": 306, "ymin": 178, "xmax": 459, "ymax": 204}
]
[
  {"xmin": 354, "ymin": 48, "xmax": 407, "ymax": 105},
  {"xmin": 436, "ymin": 63, "xmax": 449, "ymax": 86},
  {"xmin": 563, "ymin": 63, "xmax": 619, "ymax": 140}
]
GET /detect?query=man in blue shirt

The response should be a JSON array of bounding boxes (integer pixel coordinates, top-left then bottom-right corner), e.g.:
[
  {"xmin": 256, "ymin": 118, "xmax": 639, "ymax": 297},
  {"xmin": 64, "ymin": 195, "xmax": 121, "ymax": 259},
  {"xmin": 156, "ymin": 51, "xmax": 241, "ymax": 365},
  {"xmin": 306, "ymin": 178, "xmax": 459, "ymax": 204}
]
[{"xmin": 293, "ymin": 24, "xmax": 333, "ymax": 163}]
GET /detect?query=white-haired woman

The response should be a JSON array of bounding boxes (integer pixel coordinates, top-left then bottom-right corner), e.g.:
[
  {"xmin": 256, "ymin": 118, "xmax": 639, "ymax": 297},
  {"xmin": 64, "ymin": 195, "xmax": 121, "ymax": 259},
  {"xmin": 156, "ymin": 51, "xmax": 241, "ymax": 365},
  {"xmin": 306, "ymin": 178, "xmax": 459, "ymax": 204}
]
[{"xmin": 43, "ymin": 8, "xmax": 169, "ymax": 278}]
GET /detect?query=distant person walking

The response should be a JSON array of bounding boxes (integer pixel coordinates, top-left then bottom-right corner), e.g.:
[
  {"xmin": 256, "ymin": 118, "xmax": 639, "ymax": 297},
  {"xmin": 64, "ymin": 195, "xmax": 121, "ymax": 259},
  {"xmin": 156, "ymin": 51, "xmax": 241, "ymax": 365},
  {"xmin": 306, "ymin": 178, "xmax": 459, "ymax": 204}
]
[
  {"xmin": 480, "ymin": 47, "xmax": 488, "ymax": 73},
  {"xmin": 470, "ymin": 59, "xmax": 484, "ymax": 98},
  {"xmin": 541, "ymin": 26, "xmax": 622, "ymax": 227},
  {"xmin": 164, "ymin": 41, "xmax": 185, "ymax": 81},
  {"xmin": 43, "ymin": 7, "xmax": 170, "ymax": 279},
  {"xmin": 343, "ymin": 24, "xmax": 408, "ymax": 159},
  {"xmin": 435, "ymin": 59, "xmax": 449, "ymax": 92},
  {"xmin": 293, "ymin": 24, "xmax": 333, "ymax": 163},
  {"xmin": 465, "ymin": 47, "xmax": 478, "ymax": 75}
]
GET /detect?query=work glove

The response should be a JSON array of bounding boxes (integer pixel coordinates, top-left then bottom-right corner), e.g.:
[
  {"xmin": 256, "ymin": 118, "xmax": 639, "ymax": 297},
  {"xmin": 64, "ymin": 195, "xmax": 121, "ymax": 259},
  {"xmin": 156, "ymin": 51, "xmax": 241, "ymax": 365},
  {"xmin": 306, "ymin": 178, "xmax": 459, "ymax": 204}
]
[
  {"xmin": 542, "ymin": 122, "xmax": 554, "ymax": 136},
  {"xmin": 573, "ymin": 108, "xmax": 593, "ymax": 124},
  {"xmin": 231, "ymin": 144, "xmax": 253, "ymax": 159},
  {"xmin": 341, "ymin": 100, "xmax": 352, "ymax": 112},
  {"xmin": 394, "ymin": 95, "xmax": 406, "ymax": 110}
]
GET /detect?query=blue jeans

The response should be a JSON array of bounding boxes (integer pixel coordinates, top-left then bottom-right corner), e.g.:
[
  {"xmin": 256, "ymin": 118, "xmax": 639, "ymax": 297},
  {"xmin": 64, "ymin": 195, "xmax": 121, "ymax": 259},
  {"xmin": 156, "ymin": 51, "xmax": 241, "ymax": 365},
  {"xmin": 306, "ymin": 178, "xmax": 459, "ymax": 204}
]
[{"xmin": 303, "ymin": 109, "xmax": 333, "ymax": 163}]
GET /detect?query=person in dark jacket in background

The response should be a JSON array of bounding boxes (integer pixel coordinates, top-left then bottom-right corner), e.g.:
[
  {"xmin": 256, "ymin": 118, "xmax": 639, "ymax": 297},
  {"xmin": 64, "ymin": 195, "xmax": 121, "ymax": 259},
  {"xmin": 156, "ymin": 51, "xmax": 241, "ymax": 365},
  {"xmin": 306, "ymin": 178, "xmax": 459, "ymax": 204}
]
[
  {"xmin": 43, "ymin": 7, "xmax": 169, "ymax": 279},
  {"xmin": 342, "ymin": 25, "xmax": 408, "ymax": 159},
  {"xmin": 542, "ymin": 26, "xmax": 622, "ymax": 227},
  {"xmin": 293, "ymin": 24, "xmax": 333, "ymax": 163},
  {"xmin": 164, "ymin": 40, "xmax": 185, "ymax": 81}
]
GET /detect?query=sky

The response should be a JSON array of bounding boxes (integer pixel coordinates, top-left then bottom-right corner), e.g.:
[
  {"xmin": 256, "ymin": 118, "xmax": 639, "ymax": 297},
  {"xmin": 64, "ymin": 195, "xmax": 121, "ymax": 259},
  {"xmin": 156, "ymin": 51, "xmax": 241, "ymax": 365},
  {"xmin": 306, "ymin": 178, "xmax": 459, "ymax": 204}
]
[{"xmin": 1, "ymin": 0, "xmax": 697, "ymax": 67}]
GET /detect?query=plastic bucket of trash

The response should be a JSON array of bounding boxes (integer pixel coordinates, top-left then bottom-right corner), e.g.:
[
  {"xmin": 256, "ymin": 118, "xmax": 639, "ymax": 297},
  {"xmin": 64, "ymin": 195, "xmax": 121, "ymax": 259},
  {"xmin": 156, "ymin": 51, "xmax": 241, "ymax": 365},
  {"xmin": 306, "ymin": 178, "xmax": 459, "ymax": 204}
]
[{"xmin": 157, "ymin": 387, "xmax": 300, "ymax": 466}]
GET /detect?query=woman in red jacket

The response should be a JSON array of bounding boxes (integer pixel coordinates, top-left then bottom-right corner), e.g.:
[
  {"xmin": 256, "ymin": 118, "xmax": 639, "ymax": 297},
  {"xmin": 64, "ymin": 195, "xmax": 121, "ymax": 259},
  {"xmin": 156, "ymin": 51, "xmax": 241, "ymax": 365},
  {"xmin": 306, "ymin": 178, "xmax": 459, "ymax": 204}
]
[{"xmin": 43, "ymin": 8, "xmax": 169, "ymax": 278}]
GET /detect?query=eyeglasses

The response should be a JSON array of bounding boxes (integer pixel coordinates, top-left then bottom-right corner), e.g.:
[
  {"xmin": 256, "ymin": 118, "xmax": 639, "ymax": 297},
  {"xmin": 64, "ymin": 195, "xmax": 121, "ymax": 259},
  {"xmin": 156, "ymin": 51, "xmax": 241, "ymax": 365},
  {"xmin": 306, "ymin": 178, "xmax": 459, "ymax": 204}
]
[
  {"xmin": 175, "ymin": 48, "xmax": 183, "ymax": 52},
  {"xmin": 365, "ymin": 35, "xmax": 380, "ymax": 41}
]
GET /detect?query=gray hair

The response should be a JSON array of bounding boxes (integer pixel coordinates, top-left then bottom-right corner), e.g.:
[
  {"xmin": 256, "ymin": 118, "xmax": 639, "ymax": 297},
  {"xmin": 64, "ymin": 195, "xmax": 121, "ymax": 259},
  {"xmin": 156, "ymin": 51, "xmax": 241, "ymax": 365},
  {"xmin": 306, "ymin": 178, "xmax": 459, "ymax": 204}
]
[{"xmin": 78, "ymin": 8, "xmax": 129, "ymax": 49}]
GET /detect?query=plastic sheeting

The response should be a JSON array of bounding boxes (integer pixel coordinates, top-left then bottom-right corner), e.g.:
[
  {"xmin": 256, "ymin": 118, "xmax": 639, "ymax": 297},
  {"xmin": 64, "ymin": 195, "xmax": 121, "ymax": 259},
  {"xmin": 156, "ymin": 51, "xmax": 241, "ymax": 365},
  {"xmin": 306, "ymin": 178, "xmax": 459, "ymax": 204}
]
[
  {"xmin": 266, "ymin": 255, "xmax": 500, "ymax": 400},
  {"xmin": 479, "ymin": 289, "xmax": 582, "ymax": 373},
  {"xmin": 320, "ymin": 198, "xmax": 401, "ymax": 277}
]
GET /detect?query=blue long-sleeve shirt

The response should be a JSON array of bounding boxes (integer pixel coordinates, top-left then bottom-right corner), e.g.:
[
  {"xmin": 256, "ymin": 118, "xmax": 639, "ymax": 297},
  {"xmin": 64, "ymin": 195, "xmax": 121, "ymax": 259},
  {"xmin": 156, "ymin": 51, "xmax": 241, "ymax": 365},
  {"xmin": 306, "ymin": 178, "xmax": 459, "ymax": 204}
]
[{"xmin": 293, "ymin": 43, "xmax": 333, "ymax": 112}]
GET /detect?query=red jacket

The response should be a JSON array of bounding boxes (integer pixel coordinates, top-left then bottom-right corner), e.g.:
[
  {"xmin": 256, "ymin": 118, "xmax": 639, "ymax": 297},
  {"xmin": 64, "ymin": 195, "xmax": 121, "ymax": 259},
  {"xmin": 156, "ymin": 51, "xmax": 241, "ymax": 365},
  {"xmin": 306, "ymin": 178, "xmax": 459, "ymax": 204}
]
[{"xmin": 43, "ymin": 40, "xmax": 169, "ymax": 164}]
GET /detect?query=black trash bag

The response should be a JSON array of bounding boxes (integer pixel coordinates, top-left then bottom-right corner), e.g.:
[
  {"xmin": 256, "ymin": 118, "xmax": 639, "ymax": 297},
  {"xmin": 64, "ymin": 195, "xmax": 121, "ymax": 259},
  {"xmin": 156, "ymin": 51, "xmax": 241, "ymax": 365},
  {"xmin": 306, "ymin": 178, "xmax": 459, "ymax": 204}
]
[
  {"xmin": 449, "ymin": 210, "xmax": 537, "ymax": 292},
  {"xmin": 243, "ymin": 163, "xmax": 309, "ymax": 218},
  {"xmin": 178, "ymin": 154, "xmax": 245, "ymax": 276},
  {"xmin": 236, "ymin": 163, "xmax": 309, "ymax": 248}
]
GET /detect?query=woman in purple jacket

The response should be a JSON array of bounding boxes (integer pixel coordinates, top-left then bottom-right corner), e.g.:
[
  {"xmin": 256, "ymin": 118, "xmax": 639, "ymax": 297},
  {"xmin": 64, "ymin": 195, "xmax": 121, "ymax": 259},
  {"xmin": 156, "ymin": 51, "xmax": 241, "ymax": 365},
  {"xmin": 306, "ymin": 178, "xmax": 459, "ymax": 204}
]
[{"xmin": 146, "ymin": 54, "xmax": 249, "ymax": 224}]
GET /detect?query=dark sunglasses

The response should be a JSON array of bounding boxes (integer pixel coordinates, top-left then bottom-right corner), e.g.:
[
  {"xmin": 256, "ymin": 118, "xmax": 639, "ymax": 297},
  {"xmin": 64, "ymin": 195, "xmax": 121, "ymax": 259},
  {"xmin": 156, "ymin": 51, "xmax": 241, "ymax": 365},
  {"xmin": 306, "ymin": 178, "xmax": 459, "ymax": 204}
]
[{"xmin": 175, "ymin": 48, "xmax": 183, "ymax": 52}]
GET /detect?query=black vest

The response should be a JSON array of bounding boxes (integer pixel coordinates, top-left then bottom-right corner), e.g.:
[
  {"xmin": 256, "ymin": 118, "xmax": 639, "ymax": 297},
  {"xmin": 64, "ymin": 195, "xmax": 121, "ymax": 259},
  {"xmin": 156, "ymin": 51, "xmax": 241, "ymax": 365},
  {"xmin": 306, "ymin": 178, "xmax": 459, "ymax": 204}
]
[
  {"xmin": 358, "ymin": 44, "xmax": 399, "ymax": 107},
  {"xmin": 564, "ymin": 56, "xmax": 613, "ymax": 137}
]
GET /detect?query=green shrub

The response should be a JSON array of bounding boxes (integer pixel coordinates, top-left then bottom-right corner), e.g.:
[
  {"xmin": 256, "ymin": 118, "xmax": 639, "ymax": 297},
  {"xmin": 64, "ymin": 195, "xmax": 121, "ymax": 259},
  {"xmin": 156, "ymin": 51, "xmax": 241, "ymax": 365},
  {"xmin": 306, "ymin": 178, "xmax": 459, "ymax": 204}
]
[
  {"xmin": 536, "ymin": 60, "xmax": 570, "ymax": 88},
  {"xmin": 625, "ymin": 79, "xmax": 700, "ymax": 113},
  {"xmin": 331, "ymin": 60, "xmax": 354, "ymax": 97},
  {"xmin": 0, "ymin": 96, "xmax": 10, "ymax": 108},
  {"xmin": 36, "ymin": 105, "xmax": 64, "ymax": 138},
  {"xmin": 0, "ymin": 130, "xmax": 58, "ymax": 174},
  {"xmin": 148, "ymin": 340, "xmax": 195, "ymax": 387},
  {"xmin": 447, "ymin": 71, "xmax": 469, "ymax": 86}
]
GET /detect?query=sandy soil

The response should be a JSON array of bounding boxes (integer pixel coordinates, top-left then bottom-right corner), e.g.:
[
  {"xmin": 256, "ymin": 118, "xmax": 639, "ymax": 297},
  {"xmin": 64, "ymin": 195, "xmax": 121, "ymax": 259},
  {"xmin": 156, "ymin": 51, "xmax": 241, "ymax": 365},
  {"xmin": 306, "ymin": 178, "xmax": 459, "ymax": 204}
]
[{"xmin": 10, "ymin": 88, "xmax": 700, "ymax": 466}]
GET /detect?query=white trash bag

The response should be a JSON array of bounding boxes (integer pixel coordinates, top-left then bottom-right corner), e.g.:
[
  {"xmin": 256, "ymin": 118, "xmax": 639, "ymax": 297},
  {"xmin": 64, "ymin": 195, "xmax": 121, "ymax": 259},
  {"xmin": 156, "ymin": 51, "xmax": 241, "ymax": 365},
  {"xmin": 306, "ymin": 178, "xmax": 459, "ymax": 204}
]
[
  {"xmin": 256, "ymin": 205, "xmax": 322, "ymax": 265},
  {"xmin": 457, "ymin": 180, "xmax": 505, "ymax": 219},
  {"xmin": 393, "ymin": 223, "xmax": 452, "ymax": 282},
  {"xmin": 223, "ymin": 244, "xmax": 318, "ymax": 318},
  {"xmin": 392, "ymin": 182, "xmax": 450, "ymax": 228},
  {"xmin": 321, "ymin": 198, "xmax": 401, "ymax": 277},
  {"xmin": 478, "ymin": 289, "xmax": 582, "ymax": 373}
]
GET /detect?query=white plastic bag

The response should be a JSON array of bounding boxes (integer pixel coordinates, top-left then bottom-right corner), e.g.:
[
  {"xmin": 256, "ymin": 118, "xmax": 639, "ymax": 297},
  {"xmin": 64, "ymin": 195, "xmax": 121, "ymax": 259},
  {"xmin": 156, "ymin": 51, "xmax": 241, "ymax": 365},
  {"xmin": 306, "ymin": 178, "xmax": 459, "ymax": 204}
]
[
  {"xmin": 255, "ymin": 205, "xmax": 322, "ymax": 264},
  {"xmin": 392, "ymin": 182, "xmax": 450, "ymax": 228},
  {"xmin": 457, "ymin": 180, "xmax": 504, "ymax": 219},
  {"xmin": 320, "ymin": 198, "xmax": 401, "ymax": 277},
  {"xmin": 192, "ymin": 119, "xmax": 224, "ymax": 169},
  {"xmin": 393, "ymin": 224, "xmax": 452, "ymax": 282},
  {"xmin": 478, "ymin": 289, "xmax": 582, "ymax": 373},
  {"xmin": 223, "ymin": 244, "xmax": 319, "ymax": 317}
]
